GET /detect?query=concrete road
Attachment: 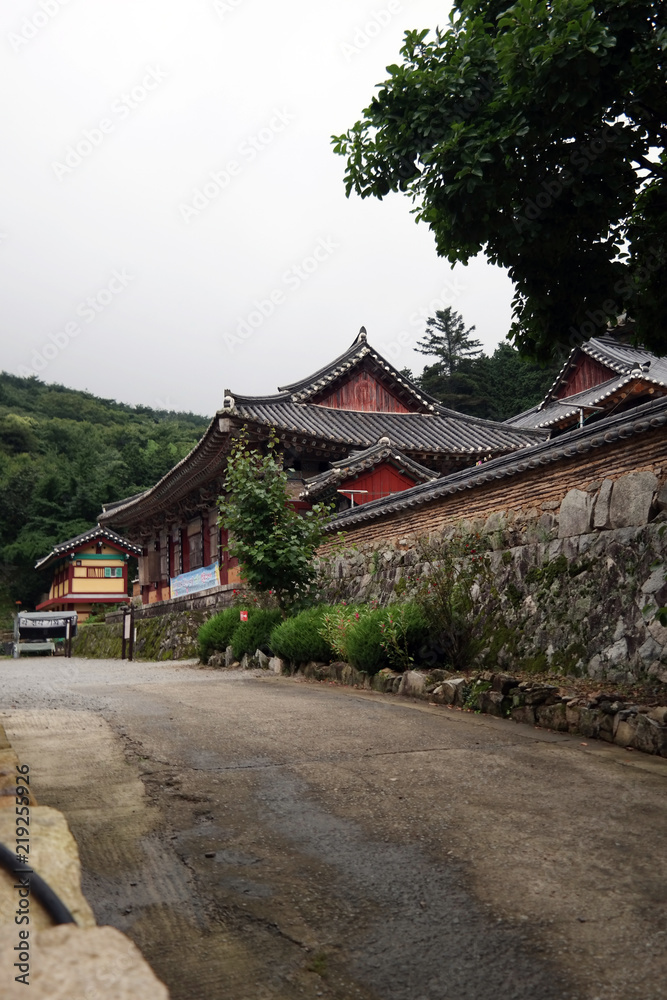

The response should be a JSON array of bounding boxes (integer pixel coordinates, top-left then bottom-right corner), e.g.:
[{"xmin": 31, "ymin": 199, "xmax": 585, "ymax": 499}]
[{"xmin": 1, "ymin": 658, "xmax": 666, "ymax": 1000}]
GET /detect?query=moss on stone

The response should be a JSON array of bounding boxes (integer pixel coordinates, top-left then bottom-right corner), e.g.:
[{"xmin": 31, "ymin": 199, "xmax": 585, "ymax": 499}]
[{"xmin": 520, "ymin": 652, "xmax": 548, "ymax": 674}]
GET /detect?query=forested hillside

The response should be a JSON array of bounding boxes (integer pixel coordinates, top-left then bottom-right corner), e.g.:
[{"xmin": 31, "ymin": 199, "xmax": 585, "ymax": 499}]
[{"xmin": 0, "ymin": 373, "xmax": 209, "ymax": 619}]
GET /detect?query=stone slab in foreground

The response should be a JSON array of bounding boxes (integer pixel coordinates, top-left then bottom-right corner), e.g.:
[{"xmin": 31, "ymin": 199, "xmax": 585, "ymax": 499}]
[{"xmin": 0, "ymin": 925, "xmax": 169, "ymax": 999}]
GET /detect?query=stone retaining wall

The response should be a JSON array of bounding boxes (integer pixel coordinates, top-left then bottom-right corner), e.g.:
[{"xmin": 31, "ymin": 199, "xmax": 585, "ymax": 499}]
[
  {"xmin": 317, "ymin": 471, "xmax": 667, "ymax": 687},
  {"xmin": 72, "ymin": 610, "xmax": 206, "ymax": 661}
]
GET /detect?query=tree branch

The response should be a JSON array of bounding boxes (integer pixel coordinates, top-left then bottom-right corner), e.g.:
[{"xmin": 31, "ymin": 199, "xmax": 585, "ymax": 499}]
[{"xmin": 633, "ymin": 154, "xmax": 667, "ymax": 179}]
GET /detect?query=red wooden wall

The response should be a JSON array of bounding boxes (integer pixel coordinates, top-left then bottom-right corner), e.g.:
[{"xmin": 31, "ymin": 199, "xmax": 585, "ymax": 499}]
[
  {"xmin": 315, "ymin": 370, "xmax": 413, "ymax": 413},
  {"xmin": 555, "ymin": 356, "xmax": 616, "ymax": 399},
  {"xmin": 339, "ymin": 462, "xmax": 418, "ymax": 505}
]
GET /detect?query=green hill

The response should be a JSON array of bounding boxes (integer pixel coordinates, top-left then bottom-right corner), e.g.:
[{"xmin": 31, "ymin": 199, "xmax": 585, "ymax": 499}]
[{"xmin": 0, "ymin": 373, "xmax": 210, "ymax": 620}]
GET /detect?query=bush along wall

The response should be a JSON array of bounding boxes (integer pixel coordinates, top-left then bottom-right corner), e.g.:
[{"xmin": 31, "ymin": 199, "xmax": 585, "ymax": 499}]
[{"xmin": 316, "ymin": 471, "xmax": 667, "ymax": 689}]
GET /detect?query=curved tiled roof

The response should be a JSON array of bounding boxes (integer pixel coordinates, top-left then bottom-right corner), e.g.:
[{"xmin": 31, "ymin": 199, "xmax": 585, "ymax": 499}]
[
  {"xmin": 232, "ymin": 398, "xmax": 546, "ymax": 453},
  {"xmin": 277, "ymin": 328, "xmax": 442, "ymax": 411},
  {"xmin": 540, "ymin": 335, "xmax": 667, "ymax": 409},
  {"xmin": 35, "ymin": 525, "xmax": 142, "ymax": 570},
  {"xmin": 326, "ymin": 393, "xmax": 667, "ymax": 532},
  {"xmin": 98, "ymin": 335, "xmax": 546, "ymax": 529}
]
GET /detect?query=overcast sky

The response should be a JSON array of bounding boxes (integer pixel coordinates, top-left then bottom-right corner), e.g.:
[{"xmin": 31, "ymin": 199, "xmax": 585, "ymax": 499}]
[{"xmin": 0, "ymin": 0, "xmax": 514, "ymax": 416}]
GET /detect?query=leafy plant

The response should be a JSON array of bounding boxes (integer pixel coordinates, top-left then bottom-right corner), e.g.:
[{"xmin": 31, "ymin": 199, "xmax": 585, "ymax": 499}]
[
  {"xmin": 218, "ymin": 429, "xmax": 332, "ymax": 611},
  {"xmin": 378, "ymin": 603, "xmax": 429, "ymax": 672},
  {"xmin": 231, "ymin": 608, "xmax": 283, "ymax": 660},
  {"xmin": 269, "ymin": 606, "xmax": 335, "ymax": 664},
  {"xmin": 344, "ymin": 608, "xmax": 389, "ymax": 675},
  {"xmin": 198, "ymin": 606, "xmax": 252, "ymax": 663},
  {"xmin": 318, "ymin": 604, "xmax": 370, "ymax": 661},
  {"xmin": 414, "ymin": 532, "xmax": 500, "ymax": 670}
]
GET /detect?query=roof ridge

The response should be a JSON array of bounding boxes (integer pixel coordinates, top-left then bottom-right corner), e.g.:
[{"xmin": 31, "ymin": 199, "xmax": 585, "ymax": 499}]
[
  {"xmin": 277, "ymin": 331, "xmax": 443, "ymax": 411},
  {"xmin": 35, "ymin": 524, "xmax": 142, "ymax": 569}
]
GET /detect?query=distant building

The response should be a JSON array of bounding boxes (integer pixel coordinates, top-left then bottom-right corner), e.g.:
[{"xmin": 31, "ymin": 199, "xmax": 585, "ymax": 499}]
[
  {"xmin": 35, "ymin": 525, "xmax": 141, "ymax": 620},
  {"xmin": 506, "ymin": 333, "xmax": 667, "ymax": 432},
  {"xmin": 99, "ymin": 329, "xmax": 544, "ymax": 606}
]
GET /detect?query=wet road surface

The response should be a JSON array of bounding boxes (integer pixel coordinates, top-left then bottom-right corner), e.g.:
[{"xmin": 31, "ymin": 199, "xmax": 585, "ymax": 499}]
[{"xmin": 1, "ymin": 657, "xmax": 666, "ymax": 999}]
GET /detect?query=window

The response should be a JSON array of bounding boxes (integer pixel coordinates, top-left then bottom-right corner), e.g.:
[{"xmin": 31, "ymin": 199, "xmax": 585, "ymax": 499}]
[
  {"xmin": 104, "ymin": 567, "xmax": 123, "ymax": 578},
  {"xmin": 188, "ymin": 532, "xmax": 203, "ymax": 571},
  {"xmin": 87, "ymin": 567, "xmax": 104, "ymax": 578}
]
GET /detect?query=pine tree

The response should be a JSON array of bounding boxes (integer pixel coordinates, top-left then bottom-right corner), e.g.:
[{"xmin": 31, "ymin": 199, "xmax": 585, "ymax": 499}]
[{"xmin": 415, "ymin": 308, "xmax": 482, "ymax": 377}]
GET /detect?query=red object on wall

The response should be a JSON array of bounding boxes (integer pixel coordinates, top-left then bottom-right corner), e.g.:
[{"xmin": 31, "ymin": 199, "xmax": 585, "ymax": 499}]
[
  {"xmin": 339, "ymin": 462, "xmax": 418, "ymax": 505},
  {"xmin": 555, "ymin": 355, "xmax": 615, "ymax": 399},
  {"xmin": 314, "ymin": 369, "xmax": 413, "ymax": 413}
]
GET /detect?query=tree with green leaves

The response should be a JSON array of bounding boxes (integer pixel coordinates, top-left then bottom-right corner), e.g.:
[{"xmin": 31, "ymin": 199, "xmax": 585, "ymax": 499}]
[
  {"xmin": 0, "ymin": 371, "xmax": 209, "ymax": 619},
  {"xmin": 333, "ymin": 1, "xmax": 666, "ymax": 361},
  {"xmin": 217, "ymin": 430, "xmax": 332, "ymax": 611},
  {"xmin": 416, "ymin": 307, "xmax": 482, "ymax": 377},
  {"xmin": 414, "ymin": 340, "xmax": 561, "ymax": 419}
]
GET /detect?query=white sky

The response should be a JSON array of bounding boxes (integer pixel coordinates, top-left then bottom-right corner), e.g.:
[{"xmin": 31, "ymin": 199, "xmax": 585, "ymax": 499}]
[{"xmin": 0, "ymin": 0, "xmax": 514, "ymax": 415}]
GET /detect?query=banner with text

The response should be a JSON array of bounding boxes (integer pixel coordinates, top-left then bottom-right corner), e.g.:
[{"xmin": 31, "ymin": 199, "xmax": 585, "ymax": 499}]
[{"xmin": 170, "ymin": 562, "xmax": 221, "ymax": 599}]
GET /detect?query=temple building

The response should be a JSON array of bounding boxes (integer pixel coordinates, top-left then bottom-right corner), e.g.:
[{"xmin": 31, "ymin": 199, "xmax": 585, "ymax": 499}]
[
  {"xmin": 35, "ymin": 525, "xmax": 141, "ymax": 620},
  {"xmin": 507, "ymin": 333, "xmax": 667, "ymax": 432},
  {"xmin": 98, "ymin": 329, "xmax": 544, "ymax": 605}
]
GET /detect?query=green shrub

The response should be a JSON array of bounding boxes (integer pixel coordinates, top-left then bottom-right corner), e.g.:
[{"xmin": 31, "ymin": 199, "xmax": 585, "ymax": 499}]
[
  {"xmin": 198, "ymin": 606, "xmax": 251, "ymax": 663},
  {"xmin": 269, "ymin": 606, "xmax": 335, "ymax": 664},
  {"xmin": 318, "ymin": 604, "xmax": 371, "ymax": 660},
  {"xmin": 345, "ymin": 609, "xmax": 389, "ymax": 674},
  {"xmin": 377, "ymin": 602, "xmax": 430, "ymax": 671},
  {"xmin": 346, "ymin": 602, "xmax": 429, "ymax": 675},
  {"xmin": 231, "ymin": 608, "xmax": 283, "ymax": 659}
]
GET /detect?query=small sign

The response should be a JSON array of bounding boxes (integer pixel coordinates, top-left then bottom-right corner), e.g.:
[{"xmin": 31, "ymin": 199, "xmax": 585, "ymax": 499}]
[{"xmin": 240, "ymin": 610, "xmax": 248, "ymax": 622}]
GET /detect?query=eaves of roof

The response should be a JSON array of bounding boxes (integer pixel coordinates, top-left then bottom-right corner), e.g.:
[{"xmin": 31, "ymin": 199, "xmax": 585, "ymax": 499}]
[
  {"xmin": 99, "ymin": 394, "xmax": 546, "ymax": 527},
  {"xmin": 508, "ymin": 374, "xmax": 667, "ymax": 430},
  {"xmin": 98, "ymin": 415, "xmax": 231, "ymax": 525},
  {"xmin": 325, "ymin": 392, "xmax": 667, "ymax": 532}
]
